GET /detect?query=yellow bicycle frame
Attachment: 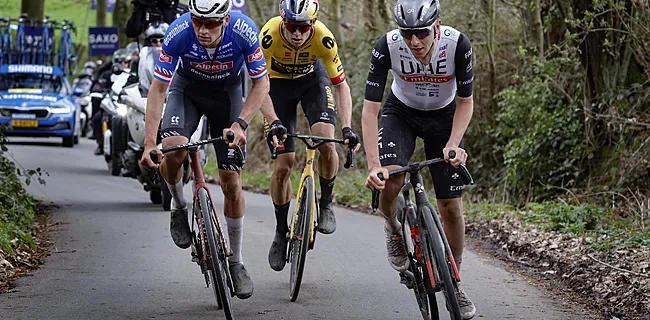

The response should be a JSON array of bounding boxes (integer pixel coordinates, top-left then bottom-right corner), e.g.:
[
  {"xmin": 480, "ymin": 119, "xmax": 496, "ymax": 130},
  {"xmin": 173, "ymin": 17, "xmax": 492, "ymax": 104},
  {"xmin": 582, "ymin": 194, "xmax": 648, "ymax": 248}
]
[{"xmin": 288, "ymin": 148, "xmax": 318, "ymax": 244}]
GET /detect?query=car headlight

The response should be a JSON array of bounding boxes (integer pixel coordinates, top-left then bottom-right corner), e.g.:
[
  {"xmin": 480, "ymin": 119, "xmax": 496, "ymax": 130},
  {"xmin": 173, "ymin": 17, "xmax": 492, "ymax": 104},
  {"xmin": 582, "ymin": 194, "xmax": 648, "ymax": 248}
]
[
  {"xmin": 116, "ymin": 105, "xmax": 128, "ymax": 116},
  {"xmin": 50, "ymin": 101, "xmax": 73, "ymax": 114}
]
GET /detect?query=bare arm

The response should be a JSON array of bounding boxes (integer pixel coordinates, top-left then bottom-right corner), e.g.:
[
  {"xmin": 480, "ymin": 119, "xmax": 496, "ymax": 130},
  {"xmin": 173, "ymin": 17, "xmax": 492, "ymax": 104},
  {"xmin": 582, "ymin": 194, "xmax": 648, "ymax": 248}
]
[
  {"xmin": 144, "ymin": 79, "xmax": 168, "ymax": 148},
  {"xmin": 260, "ymin": 94, "xmax": 279, "ymax": 123},
  {"xmin": 223, "ymin": 75, "xmax": 271, "ymax": 147},
  {"xmin": 443, "ymin": 95, "xmax": 474, "ymax": 166},
  {"xmin": 333, "ymin": 79, "xmax": 352, "ymax": 129},
  {"xmin": 448, "ymin": 95, "xmax": 473, "ymax": 148},
  {"xmin": 141, "ymin": 78, "xmax": 170, "ymax": 168},
  {"xmin": 362, "ymin": 99, "xmax": 382, "ymax": 170},
  {"xmin": 237, "ymin": 76, "xmax": 270, "ymax": 123}
]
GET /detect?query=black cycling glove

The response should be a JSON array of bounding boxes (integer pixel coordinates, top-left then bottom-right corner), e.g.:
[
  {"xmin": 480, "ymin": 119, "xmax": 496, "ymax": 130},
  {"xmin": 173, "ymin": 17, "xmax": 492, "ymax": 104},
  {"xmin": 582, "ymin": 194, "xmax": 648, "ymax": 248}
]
[
  {"xmin": 266, "ymin": 120, "xmax": 288, "ymax": 157},
  {"xmin": 342, "ymin": 127, "xmax": 360, "ymax": 150}
]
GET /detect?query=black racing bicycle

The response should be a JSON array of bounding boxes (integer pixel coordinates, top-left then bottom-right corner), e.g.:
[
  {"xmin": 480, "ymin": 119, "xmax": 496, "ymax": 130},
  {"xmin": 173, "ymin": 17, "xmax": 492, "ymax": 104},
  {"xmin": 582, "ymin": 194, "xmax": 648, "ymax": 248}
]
[
  {"xmin": 371, "ymin": 151, "xmax": 473, "ymax": 320},
  {"xmin": 151, "ymin": 132, "xmax": 243, "ymax": 320}
]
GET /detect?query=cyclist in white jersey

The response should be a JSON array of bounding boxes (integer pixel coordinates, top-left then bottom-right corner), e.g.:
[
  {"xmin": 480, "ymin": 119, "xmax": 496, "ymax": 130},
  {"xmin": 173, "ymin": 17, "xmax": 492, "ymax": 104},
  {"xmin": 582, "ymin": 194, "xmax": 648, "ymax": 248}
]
[{"xmin": 361, "ymin": 0, "xmax": 476, "ymax": 318}]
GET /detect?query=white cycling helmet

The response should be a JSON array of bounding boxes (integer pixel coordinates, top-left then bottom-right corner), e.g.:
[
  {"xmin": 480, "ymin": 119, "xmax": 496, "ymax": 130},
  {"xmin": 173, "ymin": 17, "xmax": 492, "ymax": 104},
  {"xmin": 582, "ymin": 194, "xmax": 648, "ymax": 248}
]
[{"xmin": 188, "ymin": 0, "xmax": 232, "ymax": 19}]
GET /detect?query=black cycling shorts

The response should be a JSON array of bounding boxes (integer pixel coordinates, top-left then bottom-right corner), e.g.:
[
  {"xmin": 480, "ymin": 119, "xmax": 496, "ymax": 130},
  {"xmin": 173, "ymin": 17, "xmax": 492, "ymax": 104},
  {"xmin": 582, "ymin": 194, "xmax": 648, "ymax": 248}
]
[
  {"xmin": 270, "ymin": 62, "xmax": 337, "ymax": 154},
  {"xmin": 379, "ymin": 92, "xmax": 465, "ymax": 199},
  {"xmin": 161, "ymin": 72, "xmax": 246, "ymax": 171}
]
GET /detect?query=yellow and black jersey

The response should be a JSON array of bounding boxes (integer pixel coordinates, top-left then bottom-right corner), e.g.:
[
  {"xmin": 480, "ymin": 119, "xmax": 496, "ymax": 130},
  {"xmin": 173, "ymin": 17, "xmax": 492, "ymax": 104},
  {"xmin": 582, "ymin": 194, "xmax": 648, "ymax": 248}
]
[{"xmin": 259, "ymin": 16, "xmax": 345, "ymax": 85}]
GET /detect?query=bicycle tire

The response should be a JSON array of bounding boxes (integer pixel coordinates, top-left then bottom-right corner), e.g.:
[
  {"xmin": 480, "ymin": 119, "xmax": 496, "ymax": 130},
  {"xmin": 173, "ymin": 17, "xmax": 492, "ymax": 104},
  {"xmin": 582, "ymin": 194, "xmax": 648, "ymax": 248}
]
[
  {"xmin": 421, "ymin": 206, "xmax": 461, "ymax": 320},
  {"xmin": 399, "ymin": 195, "xmax": 438, "ymax": 320},
  {"xmin": 200, "ymin": 188, "xmax": 233, "ymax": 319},
  {"xmin": 289, "ymin": 176, "xmax": 313, "ymax": 302}
]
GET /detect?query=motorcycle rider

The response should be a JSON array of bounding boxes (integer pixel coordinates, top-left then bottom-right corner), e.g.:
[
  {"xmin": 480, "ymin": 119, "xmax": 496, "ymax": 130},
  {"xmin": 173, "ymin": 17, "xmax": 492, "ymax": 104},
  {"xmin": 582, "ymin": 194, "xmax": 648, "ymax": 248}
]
[
  {"xmin": 91, "ymin": 49, "xmax": 132, "ymax": 155},
  {"xmin": 139, "ymin": 22, "xmax": 169, "ymax": 96},
  {"xmin": 144, "ymin": 21, "xmax": 167, "ymax": 47},
  {"xmin": 126, "ymin": 42, "xmax": 141, "ymax": 75}
]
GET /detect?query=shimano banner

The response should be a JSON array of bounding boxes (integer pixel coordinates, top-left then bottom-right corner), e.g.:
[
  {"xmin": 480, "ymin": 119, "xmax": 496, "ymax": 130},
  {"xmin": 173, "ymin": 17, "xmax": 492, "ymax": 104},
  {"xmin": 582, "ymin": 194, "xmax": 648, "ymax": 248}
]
[
  {"xmin": 232, "ymin": 0, "xmax": 247, "ymax": 14},
  {"xmin": 88, "ymin": 27, "xmax": 119, "ymax": 56}
]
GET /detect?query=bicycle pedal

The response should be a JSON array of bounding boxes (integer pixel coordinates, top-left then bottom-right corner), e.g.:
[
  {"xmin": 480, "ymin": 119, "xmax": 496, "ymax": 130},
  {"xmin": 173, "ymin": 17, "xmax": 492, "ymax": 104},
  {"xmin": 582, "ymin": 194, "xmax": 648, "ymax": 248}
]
[{"xmin": 399, "ymin": 272, "xmax": 414, "ymax": 289}]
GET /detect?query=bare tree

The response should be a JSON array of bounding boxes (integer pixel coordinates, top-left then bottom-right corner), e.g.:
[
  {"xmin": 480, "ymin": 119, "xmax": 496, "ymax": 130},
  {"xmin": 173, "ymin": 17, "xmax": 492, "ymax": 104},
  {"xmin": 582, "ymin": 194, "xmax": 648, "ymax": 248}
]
[
  {"xmin": 21, "ymin": 0, "xmax": 44, "ymax": 21},
  {"xmin": 96, "ymin": 0, "xmax": 107, "ymax": 27},
  {"xmin": 112, "ymin": 0, "xmax": 130, "ymax": 47}
]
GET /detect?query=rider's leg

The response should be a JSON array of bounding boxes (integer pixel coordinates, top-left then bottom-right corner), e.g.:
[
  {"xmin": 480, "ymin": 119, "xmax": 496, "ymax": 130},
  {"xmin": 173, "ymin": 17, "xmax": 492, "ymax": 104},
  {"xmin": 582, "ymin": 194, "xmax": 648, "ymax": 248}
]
[
  {"xmin": 159, "ymin": 76, "xmax": 201, "ymax": 249},
  {"xmin": 437, "ymin": 198, "xmax": 465, "ymax": 268},
  {"xmin": 267, "ymin": 77, "xmax": 301, "ymax": 271},
  {"xmin": 378, "ymin": 170, "xmax": 404, "ymax": 232},
  {"xmin": 219, "ymin": 169, "xmax": 245, "ymax": 264},
  {"xmin": 303, "ymin": 74, "xmax": 339, "ymax": 233},
  {"xmin": 160, "ymin": 138, "xmax": 189, "ymax": 208},
  {"xmin": 270, "ymin": 153, "xmax": 295, "ymax": 232},
  {"xmin": 377, "ymin": 102, "xmax": 417, "ymax": 271}
]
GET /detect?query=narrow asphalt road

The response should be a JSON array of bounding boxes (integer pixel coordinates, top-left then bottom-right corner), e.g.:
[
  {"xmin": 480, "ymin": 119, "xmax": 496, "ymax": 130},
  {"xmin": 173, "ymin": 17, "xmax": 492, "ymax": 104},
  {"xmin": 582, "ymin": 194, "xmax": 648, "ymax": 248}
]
[{"xmin": 1, "ymin": 138, "xmax": 590, "ymax": 319}]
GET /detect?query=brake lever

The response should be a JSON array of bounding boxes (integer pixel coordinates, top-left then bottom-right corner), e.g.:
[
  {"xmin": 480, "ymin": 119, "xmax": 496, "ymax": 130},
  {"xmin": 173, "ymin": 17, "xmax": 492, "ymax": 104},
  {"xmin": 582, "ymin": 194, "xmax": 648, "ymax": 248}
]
[
  {"xmin": 371, "ymin": 189, "xmax": 380, "ymax": 212},
  {"xmin": 448, "ymin": 150, "xmax": 473, "ymax": 185},
  {"xmin": 271, "ymin": 146, "xmax": 278, "ymax": 160},
  {"xmin": 225, "ymin": 131, "xmax": 244, "ymax": 168},
  {"xmin": 150, "ymin": 149, "xmax": 160, "ymax": 164},
  {"xmin": 344, "ymin": 148, "xmax": 354, "ymax": 169}
]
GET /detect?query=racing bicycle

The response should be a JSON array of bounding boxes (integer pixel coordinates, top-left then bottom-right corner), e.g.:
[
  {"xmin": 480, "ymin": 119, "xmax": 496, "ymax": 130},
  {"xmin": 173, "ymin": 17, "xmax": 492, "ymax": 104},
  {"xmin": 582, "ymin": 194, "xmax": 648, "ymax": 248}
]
[
  {"xmin": 271, "ymin": 133, "xmax": 354, "ymax": 302},
  {"xmin": 371, "ymin": 152, "xmax": 473, "ymax": 320},
  {"xmin": 150, "ymin": 132, "xmax": 243, "ymax": 320},
  {"xmin": 0, "ymin": 16, "xmax": 14, "ymax": 65},
  {"xmin": 15, "ymin": 14, "xmax": 28, "ymax": 64},
  {"xmin": 57, "ymin": 19, "xmax": 77, "ymax": 75},
  {"xmin": 40, "ymin": 15, "xmax": 55, "ymax": 65}
]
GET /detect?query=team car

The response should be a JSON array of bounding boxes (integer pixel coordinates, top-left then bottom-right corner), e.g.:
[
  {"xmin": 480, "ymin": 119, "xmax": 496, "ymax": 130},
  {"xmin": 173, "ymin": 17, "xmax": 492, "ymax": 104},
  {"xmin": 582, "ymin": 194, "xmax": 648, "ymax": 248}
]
[{"xmin": 0, "ymin": 64, "xmax": 81, "ymax": 147}]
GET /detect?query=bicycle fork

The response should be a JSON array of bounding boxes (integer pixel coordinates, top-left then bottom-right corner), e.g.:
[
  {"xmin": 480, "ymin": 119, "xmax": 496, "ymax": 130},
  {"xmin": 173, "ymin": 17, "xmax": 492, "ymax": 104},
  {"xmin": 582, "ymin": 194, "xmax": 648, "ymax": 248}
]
[{"xmin": 288, "ymin": 148, "xmax": 317, "ymax": 244}]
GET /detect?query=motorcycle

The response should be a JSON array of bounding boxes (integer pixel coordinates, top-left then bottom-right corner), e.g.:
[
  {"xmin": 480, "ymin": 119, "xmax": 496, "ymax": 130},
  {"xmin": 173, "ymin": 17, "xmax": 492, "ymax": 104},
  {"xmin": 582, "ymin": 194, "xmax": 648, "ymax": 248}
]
[
  {"xmin": 72, "ymin": 76, "xmax": 93, "ymax": 137},
  {"xmin": 89, "ymin": 64, "xmax": 130, "ymax": 176}
]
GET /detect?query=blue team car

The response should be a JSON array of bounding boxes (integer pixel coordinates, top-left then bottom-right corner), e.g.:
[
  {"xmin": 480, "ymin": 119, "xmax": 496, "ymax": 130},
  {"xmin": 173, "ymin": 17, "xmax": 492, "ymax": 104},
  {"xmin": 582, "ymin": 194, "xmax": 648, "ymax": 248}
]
[{"xmin": 0, "ymin": 64, "xmax": 81, "ymax": 147}]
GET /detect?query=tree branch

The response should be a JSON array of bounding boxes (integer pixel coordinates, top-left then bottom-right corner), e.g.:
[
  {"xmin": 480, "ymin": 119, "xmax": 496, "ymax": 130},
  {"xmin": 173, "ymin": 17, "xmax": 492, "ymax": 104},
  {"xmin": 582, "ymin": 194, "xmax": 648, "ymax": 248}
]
[{"xmin": 587, "ymin": 254, "xmax": 650, "ymax": 279}]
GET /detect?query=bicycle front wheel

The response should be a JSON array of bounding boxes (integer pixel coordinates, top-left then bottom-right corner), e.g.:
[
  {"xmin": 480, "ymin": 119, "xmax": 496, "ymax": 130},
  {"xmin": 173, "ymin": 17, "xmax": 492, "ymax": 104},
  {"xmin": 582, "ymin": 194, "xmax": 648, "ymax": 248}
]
[
  {"xmin": 400, "ymin": 196, "xmax": 437, "ymax": 320},
  {"xmin": 200, "ymin": 188, "xmax": 233, "ymax": 319},
  {"xmin": 421, "ymin": 206, "xmax": 461, "ymax": 320},
  {"xmin": 289, "ymin": 176, "xmax": 313, "ymax": 302}
]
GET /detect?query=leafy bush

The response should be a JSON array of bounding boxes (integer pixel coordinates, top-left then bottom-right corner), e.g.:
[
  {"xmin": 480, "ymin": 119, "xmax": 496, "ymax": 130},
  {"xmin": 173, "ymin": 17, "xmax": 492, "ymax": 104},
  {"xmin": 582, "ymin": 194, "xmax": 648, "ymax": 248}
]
[
  {"xmin": 496, "ymin": 58, "xmax": 586, "ymax": 200},
  {"xmin": 0, "ymin": 150, "xmax": 37, "ymax": 252},
  {"xmin": 0, "ymin": 127, "xmax": 47, "ymax": 252},
  {"xmin": 522, "ymin": 202, "xmax": 606, "ymax": 235}
]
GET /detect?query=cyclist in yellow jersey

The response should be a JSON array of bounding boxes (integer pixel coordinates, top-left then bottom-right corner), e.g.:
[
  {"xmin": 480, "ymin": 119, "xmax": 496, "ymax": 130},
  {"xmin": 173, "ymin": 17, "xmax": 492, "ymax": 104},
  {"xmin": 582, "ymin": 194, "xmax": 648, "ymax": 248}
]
[{"xmin": 261, "ymin": 0, "xmax": 360, "ymax": 272}]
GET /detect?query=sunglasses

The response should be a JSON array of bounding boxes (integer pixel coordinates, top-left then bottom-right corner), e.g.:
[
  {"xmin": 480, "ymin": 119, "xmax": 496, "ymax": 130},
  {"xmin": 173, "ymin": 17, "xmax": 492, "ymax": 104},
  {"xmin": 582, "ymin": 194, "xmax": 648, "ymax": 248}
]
[
  {"xmin": 399, "ymin": 25, "xmax": 436, "ymax": 40},
  {"xmin": 149, "ymin": 37, "xmax": 163, "ymax": 44},
  {"xmin": 284, "ymin": 21, "xmax": 313, "ymax": 34},
  {"xmin": 191, "ymin": 15, "xmax": 224, "ymax": 29}
]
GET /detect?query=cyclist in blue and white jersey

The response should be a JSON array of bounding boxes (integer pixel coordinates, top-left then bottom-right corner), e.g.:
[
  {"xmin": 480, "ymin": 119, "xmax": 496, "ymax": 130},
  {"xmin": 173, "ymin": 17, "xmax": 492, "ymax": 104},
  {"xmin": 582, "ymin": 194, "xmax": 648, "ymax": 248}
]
[
  {"xmin": 362, "ymin": 0, "xmax": 476, "ymax": 318},
  {"xmin": 139, "ymin": 0, "xmax": 280, "ymax": 300}
]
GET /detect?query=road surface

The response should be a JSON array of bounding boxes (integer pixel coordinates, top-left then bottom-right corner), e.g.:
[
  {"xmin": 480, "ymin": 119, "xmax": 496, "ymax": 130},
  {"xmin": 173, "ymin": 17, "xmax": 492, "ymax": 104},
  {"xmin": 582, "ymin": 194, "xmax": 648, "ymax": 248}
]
[{"xmin": 0, "ymin": 138, "xmax": 590, "ymax": 319}]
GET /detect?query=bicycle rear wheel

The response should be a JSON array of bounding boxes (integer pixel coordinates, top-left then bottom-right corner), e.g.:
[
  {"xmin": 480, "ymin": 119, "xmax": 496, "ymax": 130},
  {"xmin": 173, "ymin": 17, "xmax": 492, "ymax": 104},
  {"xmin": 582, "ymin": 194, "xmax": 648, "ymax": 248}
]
[
  {"xmin": 200, "ymin": 188, "xmax": 233, "ymax": 319},
  {"xmin": 421, "ymin": 206, "xmax": 461, "ymax": 320},
  {"xmin": 289, "ymin": 176, "xmax": 313, "ymax": 302}
]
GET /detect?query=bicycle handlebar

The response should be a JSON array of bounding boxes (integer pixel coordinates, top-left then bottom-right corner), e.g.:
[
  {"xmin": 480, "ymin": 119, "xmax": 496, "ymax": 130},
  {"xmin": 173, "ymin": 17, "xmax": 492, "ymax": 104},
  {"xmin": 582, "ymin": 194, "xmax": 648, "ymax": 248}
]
[
  {"xmin": 150, "ymin": 131, "xmax": 244, "ymax": 168},
  {"xmin": 371, "ymin": 151, "xmax": 474, "ymax": 212},
  {"xmin": 271, "ymin": 133, "xmax": 355, "ymax": 169}
]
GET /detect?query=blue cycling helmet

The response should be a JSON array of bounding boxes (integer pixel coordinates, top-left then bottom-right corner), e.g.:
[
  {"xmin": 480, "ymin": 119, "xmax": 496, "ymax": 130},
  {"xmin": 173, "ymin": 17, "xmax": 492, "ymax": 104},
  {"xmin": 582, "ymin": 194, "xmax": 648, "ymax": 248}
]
[{"xmin": 279, "ymin": 0, "xmax": 319, "ymax": 22}]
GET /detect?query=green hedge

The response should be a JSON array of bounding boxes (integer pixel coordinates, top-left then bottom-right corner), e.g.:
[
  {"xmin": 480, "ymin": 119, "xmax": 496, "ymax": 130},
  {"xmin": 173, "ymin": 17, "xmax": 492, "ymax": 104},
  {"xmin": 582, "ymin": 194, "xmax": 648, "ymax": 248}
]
[{"xmin": 0, "ymin": 134, "xmax": 40, "ymax": 253}]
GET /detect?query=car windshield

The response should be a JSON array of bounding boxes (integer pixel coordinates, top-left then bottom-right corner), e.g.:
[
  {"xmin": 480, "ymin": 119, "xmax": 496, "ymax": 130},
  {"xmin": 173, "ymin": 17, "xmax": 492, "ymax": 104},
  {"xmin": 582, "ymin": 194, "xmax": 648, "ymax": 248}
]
[{"xmin": 0, "ymin": 73, "xmax": 68, "ymax": 95}]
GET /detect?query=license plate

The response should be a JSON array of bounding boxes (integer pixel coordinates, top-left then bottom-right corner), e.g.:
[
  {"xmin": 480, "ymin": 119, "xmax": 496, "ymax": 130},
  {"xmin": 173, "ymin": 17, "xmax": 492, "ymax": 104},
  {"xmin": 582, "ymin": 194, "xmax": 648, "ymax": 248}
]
[{"xmin": 11, "ymin": 120, "xmax": 39, "ymax": 128}]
